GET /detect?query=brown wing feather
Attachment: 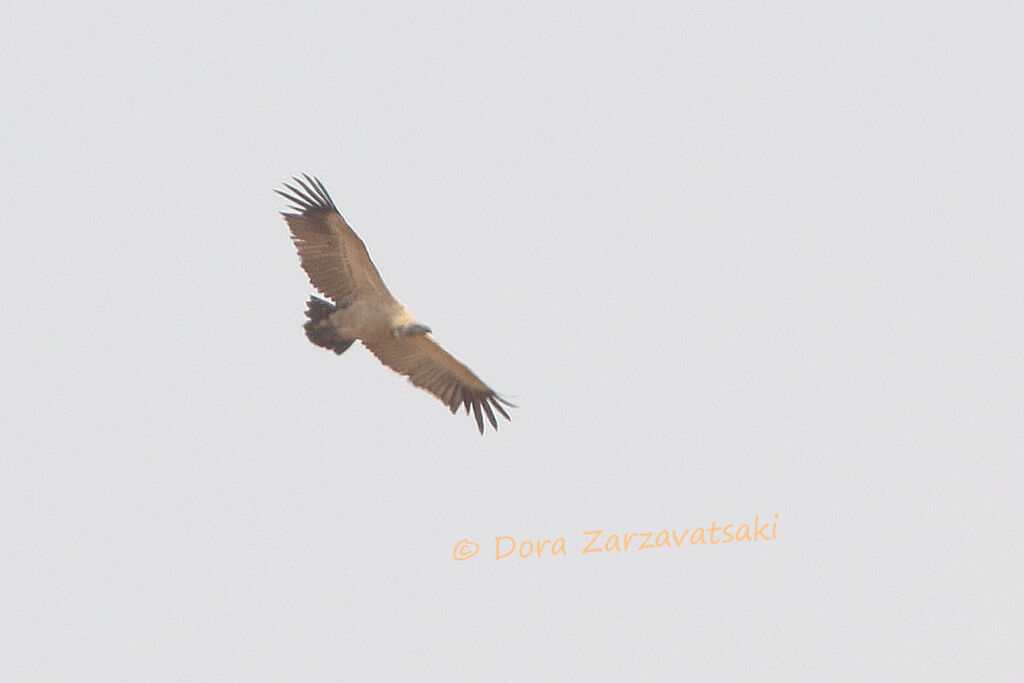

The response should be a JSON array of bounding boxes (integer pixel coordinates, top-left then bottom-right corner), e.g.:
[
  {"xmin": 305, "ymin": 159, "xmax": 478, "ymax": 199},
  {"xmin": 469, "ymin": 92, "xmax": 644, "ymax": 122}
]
[
  {"xmin": 362, "ymin": 333, "xmax": 513, "ymax": 434},
  {"xmin": 277, "ymin": 175, "xmax": 386, "ymax": 304}
]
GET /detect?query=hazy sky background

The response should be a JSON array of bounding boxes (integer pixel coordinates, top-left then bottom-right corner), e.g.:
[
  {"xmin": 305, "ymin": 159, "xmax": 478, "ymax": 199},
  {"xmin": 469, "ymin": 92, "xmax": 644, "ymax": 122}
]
[{"xmin": 2, "ymin": 2, "xmax": 1021, "ymax": 680}]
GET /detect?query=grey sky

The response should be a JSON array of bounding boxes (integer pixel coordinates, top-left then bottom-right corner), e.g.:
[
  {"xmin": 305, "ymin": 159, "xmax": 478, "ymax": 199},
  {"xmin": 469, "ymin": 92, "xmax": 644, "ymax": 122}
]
[{"xmin": 2, "ymin": 2, "xmax": 1021, "ymax": 680}]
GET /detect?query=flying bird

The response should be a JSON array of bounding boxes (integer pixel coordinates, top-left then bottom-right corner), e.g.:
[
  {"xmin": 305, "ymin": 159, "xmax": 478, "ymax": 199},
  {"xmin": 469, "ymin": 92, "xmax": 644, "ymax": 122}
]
[{"xmin": 277, "ymin": 175, "xmax": 513, "ymax": 433}]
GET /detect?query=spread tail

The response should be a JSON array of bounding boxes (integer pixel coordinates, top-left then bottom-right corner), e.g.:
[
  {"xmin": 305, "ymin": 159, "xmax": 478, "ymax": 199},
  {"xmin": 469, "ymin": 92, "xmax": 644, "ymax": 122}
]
[{"xmin": 303, "ymin": 296, "xmax": 355, "ymax": 355}]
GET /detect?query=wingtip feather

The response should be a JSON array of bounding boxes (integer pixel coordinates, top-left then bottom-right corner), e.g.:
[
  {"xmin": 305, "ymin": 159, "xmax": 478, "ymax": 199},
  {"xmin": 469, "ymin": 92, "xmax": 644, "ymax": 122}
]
[
  {"xmin": 277, "ymin": 174, "xmax": 338, "ymax": 214},
  {"xmin": 471, "ymin": 401, "xmax": 484, "ymax": 434}
]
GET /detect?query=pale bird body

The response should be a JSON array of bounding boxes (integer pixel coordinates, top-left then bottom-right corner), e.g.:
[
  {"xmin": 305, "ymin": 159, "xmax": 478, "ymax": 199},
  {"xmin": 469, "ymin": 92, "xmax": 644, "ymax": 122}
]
[{"xmin": 277, "ymin": 175, "xmax": 512, "ymax": 433}]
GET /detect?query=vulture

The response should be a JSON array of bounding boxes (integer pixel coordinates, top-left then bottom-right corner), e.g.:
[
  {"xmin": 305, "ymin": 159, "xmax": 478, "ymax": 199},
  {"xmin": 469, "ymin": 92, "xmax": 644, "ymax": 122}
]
[{"xmin": 277, "ymin": 175, "xmax": 513, "ymax": 433}]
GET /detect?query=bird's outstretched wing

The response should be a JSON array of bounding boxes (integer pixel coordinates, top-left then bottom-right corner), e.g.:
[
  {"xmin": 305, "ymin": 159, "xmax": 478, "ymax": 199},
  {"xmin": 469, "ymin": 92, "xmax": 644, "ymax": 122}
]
[
  {"xmin": 362, "ymin": 333, "xmax": 513, "ymax": 433},
  {"xmin": 276, "ymin": 175, "xmax": 386, "ymax": 304}
]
